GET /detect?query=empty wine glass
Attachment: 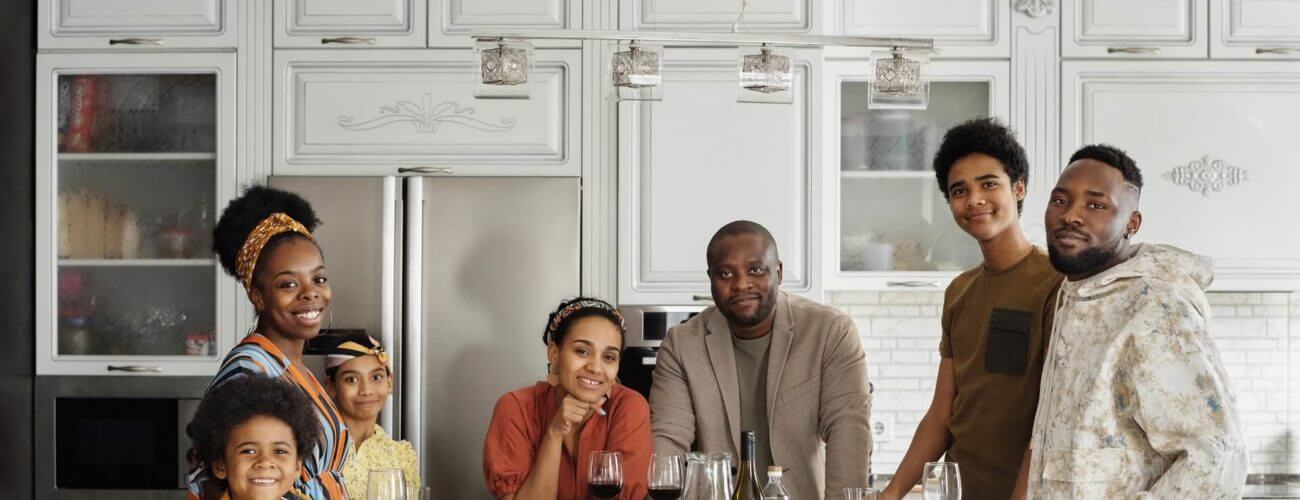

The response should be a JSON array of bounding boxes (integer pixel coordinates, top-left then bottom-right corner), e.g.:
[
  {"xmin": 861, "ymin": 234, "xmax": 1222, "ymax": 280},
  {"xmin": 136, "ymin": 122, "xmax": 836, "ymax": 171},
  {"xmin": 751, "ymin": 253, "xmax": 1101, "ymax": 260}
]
[
  {"xmin": 405, "ymin": 485, "xmax": 431, "ymax": 500},
  {"xmin": 648, "ymin": 453, "xmax": 684, "ymax": 499},
  {"xmin": 367, "ymin": 468, "xmax": 407, "ymax": 500},
  {"xmin": 589, "ymin": 451, "xmax": 624, "ymax": 499},
  {"xmin": 843, "ymin": 487, "xmax": 881, "ymax": 500},
  {"xmin": 922, "ymin": 462, "xmax": 961, "ymax": 500}
]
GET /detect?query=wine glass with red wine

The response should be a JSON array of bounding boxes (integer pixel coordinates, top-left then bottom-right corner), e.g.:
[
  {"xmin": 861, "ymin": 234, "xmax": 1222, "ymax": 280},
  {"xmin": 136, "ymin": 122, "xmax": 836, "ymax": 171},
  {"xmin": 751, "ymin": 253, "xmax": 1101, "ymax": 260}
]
[
  {"xmin": 647, "ymin": 453, "xmax": 683, "ymax": 499},
  {"xmin": 588, "ymin": 450, "xmax": 624, "ymax": 499}
]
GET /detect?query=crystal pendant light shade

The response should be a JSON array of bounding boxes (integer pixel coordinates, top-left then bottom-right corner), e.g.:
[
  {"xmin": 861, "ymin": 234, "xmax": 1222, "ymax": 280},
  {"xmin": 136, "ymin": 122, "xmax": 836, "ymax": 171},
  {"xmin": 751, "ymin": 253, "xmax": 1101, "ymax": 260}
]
[
  {"xmin": 868, "ymin": 48, "xmax": 929, "ymax": 109},
  {"xmin": 738, "ymin": 44, "xmax": 793, "ymax": 103},
  {"xmin": 474, "ymin": 38, "xmax": 534, "ymax": 99},
  {"xmin": 609, "ymin": 41, "xmax": 663, "ymax": 101}
]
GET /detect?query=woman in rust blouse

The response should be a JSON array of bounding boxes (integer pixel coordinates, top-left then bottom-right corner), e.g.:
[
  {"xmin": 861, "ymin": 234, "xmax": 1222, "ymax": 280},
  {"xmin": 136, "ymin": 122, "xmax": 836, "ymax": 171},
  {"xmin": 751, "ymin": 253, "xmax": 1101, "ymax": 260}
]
[{"xmin": 483, "ymin": 298, "xmax": 652, "ymax": 500}]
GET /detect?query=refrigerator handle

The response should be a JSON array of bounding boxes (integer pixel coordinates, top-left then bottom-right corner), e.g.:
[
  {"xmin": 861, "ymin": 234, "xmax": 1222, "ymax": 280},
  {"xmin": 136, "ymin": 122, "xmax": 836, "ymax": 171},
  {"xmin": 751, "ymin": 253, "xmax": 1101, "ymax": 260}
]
[
  {"xmin": 381, "ymin": 176, "xmax": 398, "ymax": 433},
  {"xmin": 403, "ymin": 176, "xmax": 425, "ymax": 478}
]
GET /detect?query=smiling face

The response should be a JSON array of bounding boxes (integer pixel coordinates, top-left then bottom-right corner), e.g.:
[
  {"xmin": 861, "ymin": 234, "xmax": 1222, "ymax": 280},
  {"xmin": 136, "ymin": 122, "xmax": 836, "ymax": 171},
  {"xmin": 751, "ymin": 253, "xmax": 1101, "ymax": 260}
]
[
  {"xmin": 328, "ymin": 355, "xmax": 392, "ymax": 422},
  {"xmin": 1045, "ymin": 159, "xmax": 1143, "ymax": 279},
  {"xmin": 249, "ymin": 237, "xmax": 331, "ymax": 342},
  {"xmin": 213, "ymin": 415, "xmax": 301, "ymax": 500},
  {"xmin": 547, "ymin": 316, "xmax": 623, "ymax": 403},
  {"xmin": 707, "ymin": 233, "xmax": 783, "ymax": 329},
  {"xmin": 945, "ymin": 153, "xmax": 1025, "ymax": 242}
]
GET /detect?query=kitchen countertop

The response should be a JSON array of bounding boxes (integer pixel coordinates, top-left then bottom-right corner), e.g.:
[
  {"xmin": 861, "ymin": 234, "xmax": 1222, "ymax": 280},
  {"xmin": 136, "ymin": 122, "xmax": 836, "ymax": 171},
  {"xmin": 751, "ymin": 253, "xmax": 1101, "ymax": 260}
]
[
  {"xmin": 869, "ymin": 474, "xmax": 1300, "ymax": 499},
  {"xmin": 1244, "ymin": 475, "xmax": 1300, "ymax": 499}
]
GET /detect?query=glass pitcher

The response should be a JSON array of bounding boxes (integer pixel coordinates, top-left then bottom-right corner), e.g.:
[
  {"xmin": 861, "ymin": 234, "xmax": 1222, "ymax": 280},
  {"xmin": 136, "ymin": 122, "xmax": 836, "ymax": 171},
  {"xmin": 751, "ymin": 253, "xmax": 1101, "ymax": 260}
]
[{"xmin": 681, "ymin": 451, "xmax": 733, "ymax": 500}]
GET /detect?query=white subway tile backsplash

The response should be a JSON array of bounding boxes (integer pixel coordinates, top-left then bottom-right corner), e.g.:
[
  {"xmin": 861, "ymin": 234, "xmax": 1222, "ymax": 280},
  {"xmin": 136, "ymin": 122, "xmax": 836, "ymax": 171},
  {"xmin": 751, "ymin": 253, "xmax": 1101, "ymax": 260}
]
[{"xmin": 835, "ymin": 291, "xmax": 1298, "ymax": 475}]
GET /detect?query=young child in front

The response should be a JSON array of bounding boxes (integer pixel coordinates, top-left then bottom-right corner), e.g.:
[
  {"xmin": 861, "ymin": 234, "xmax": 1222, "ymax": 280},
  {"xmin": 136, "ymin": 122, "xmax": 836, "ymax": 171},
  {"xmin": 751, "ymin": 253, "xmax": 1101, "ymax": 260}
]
[{"xmin": 187, "ymin": 375, "xmax": 321, "ymax": 500}]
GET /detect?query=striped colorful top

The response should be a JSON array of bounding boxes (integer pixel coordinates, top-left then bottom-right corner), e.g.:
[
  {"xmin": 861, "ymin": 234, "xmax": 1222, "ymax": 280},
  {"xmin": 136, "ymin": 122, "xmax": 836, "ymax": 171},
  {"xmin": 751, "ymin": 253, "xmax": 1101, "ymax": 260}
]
[{"xmin": 187, "ymin": 334, "xmax": 352, "ymax": 500}]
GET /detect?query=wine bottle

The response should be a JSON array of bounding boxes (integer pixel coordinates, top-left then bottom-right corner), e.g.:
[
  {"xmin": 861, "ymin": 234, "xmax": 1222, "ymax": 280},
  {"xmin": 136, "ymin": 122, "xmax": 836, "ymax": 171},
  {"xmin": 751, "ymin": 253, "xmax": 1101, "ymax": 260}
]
[
  {"xmin": 733, "ymin": 431, "xmax": 764, "ymax": 500},
  {"xmin": 761, "ymin": 466, "xmax": 790, "ymax": 500}
]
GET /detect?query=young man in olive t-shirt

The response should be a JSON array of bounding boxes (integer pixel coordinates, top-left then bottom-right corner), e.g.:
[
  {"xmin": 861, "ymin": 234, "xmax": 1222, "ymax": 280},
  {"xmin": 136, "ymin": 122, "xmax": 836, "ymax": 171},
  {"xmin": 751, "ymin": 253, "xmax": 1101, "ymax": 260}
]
[{"xmin": 882, "ymin": 118, "xmax": 1063, "ymax": 500}]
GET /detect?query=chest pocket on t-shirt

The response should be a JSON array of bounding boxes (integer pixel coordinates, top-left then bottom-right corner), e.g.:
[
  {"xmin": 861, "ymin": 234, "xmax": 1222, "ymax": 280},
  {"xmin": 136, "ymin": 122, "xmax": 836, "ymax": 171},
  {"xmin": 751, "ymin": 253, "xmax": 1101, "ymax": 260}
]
[{"xmin": 985, "ymin": 307, "xmax": 1032, "ymax": 375}]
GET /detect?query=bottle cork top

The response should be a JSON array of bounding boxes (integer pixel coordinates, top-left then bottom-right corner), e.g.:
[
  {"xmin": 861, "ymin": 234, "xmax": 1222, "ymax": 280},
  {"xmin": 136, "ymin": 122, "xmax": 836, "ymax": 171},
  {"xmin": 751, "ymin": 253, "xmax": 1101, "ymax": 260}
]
[{"xmin": 767, "ymin": 466, "xmax": 783, "ymax": 476}]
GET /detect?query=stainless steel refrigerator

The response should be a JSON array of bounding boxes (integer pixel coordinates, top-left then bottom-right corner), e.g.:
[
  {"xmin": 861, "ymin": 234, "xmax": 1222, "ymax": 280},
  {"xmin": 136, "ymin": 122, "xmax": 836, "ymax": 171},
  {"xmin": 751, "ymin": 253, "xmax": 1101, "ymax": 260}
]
[{"xmin": 269, "ymin": 176, "xmax": 580, "ymax": 498}]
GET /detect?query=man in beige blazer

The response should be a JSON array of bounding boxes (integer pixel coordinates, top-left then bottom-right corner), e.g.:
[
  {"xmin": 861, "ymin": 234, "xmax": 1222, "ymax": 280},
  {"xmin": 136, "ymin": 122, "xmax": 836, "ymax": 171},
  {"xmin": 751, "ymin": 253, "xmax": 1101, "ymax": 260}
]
[{"xmin": 650, "ymin": 220, "xmax": 873, "ymax": 500}]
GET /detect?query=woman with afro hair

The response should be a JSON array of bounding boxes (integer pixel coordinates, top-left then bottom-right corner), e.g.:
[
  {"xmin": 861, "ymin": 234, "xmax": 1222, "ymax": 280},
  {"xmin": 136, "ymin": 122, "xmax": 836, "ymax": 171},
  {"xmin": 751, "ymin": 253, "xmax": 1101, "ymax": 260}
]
[{"xmin": 186, "ymin": 186, "xmax": 351, "ymax": 499}]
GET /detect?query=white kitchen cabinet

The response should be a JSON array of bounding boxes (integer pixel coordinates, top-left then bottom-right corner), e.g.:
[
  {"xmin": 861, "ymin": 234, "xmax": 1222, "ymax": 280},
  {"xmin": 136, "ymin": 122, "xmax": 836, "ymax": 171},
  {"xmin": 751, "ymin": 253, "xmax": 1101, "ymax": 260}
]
[
  {"xmin": 428, "ymin": 0, "xmax": 581, "ymax": 47},
  {"xmin": 823, "ymin": 58, "xmax": 1011, "ymax": 291},
  {"xmin": 275, "ymin": 0, "xmax": 427, "ymax": 48},
  {"xmin": 38, "ymin": 0, "xmax": 237, "ymax": 49},
  {"xmin": 840, "ymin": 0, "xmax": 1009, "ymax": 58},
  {"xmin": 35, "ymin": 52, "xmax": 239, "ymax": 376},
  {"xmin": 274, "ymin": 49, "xmax": 581, "ymax": 176},
  {"xmin": 620, "ymin": 0, "xmax": 815, "ymax": 33},
  {"xmin": 618, "ymin": 48, "xmax": 822, "ymax": 305},
  {"xmin": 1210, "ymin": 0, "xmax": 1300, "ymax": 59},
  {"xmin": 1062, "ymin": 0, "xmax": 1208, "ymax": 58},
  {"xmin": 1062, "ymin": 61, "xmax": 1300, "ymax": 290}
]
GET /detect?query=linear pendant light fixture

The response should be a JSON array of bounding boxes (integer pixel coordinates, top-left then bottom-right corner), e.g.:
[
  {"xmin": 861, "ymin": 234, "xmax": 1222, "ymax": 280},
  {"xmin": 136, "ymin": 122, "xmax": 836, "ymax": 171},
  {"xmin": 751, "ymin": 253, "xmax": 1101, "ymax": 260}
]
[{"xmin": 469, "ymin": 29, "xmax": 934, "ymax": 107}]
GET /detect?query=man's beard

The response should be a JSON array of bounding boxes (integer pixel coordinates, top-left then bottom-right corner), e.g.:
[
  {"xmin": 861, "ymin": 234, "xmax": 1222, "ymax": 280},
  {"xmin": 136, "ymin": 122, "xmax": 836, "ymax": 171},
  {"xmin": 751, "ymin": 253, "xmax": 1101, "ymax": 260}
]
[
  {"xmin": 720, "ymin": 292, "xmax": 779, "ymax": 328},
  {"xmin": 1048, "ymin": 241, "xmax": 1118, "ymax": 276}
]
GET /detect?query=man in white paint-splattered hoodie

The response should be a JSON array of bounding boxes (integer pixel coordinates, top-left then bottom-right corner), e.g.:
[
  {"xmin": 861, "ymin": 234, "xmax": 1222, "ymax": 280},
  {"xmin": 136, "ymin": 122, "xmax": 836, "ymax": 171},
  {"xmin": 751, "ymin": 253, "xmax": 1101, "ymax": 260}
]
[{"xmin": 1014, "ymin": 144, "xmax": 1247, "ymax": 499}]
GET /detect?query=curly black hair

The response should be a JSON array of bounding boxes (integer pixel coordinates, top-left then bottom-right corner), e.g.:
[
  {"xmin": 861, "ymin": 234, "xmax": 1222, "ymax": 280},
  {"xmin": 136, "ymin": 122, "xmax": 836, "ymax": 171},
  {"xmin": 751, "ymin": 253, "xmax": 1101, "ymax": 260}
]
[
  {"xmin": 932, "ymin": 117, "xmax": 1030, "ymax": 213},
  {"xmin": 186, "ymin": 375, "xmax": 320, "ymax": 467},
  {"xmin": 1068, "ymin": 144, "xmax": 1144, "ymax": 190},
  {"xmin": 212, "ymin": 185, "xmax": 322, "ymax": 280},
  {"xmin": 542, "ymin": 297, "xmax": 625, "ymax": 347}
]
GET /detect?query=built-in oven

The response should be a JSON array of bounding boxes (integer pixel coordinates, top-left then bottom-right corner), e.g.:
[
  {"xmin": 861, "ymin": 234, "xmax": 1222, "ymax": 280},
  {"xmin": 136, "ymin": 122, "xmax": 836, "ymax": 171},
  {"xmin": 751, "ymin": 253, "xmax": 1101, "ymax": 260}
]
[
  {"xmin": 35, "ymin": 375, "xmax": 209, "ymax": 499},
  {"xmin": 617, "ymin": 305, "xmax": 706, "ymax": 399}
]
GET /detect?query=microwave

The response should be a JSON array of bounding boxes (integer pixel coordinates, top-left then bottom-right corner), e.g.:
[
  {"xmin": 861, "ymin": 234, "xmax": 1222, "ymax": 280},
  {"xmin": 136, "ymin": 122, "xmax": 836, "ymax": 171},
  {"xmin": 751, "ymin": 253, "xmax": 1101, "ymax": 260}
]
[
  {"xmin": 35, "ymin": 376, "xmax": 209, "ymax": 499},
  {"xmin": 616, "ymin": 305, "xmax": 705, "ymax": 399}
]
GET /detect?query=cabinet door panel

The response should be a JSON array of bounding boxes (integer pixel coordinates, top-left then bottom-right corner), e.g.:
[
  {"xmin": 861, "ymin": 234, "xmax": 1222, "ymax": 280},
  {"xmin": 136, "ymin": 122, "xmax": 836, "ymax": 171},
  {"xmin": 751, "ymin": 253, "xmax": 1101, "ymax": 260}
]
[
  {"xmin": 823, "ymin": 59, "xmax": 1010, "ymax": 291},
  {"xmin": 276, "ymin": 0, "xmax": 426, "ymax": 48},
  {"xmin": 1063, "ymin": 61, "xmax": 1300, "ymax": 289},
  {"xmin": 619, "ymin": 49, "xmax": 820, "ymax": 304},
  {"xmin": 620, "ymin": 0, "xmax": 813, "ymax": 32},
  {"xmin": 35, "ymin": 53, "xmax": 238, "ymax": 376},
  {"xmin": 842, "ymin": 0, "xmax": 1008, "ymax": 58},
  {"xmin": 429, "ymin": 0, "xmax": 579, "ymax": 47},
  {"xmin": 275, "ymin": 50, "xmax": 580, "ymax": 176},
  {"xmin": 1211, "ymin": 0, "xmax": 1300, "ymax": 58},
  {"xmin": 1063, "ymin": 0, "xmax": 1207, "ymax": 58},
  {"xmin": 39, "ymin": 0, "xmax": 236, "ymax": 49}
]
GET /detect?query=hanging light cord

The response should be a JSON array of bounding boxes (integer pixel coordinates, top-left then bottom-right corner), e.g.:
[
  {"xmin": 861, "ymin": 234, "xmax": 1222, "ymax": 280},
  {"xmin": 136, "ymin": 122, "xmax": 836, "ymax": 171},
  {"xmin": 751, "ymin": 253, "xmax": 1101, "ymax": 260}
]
[{"xmin": 732, "ymin": 0, "xmax": 750, "ymax": 33}]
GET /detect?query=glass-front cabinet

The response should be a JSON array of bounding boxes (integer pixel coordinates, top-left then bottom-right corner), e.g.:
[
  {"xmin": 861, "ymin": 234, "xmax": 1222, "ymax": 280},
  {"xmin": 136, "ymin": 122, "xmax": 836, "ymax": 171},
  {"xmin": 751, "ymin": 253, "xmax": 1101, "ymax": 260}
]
[
  {"xmin": 36, "ymin": 53, "xmax": 236, "ymax": 375},
  {"xmin": 823, "ymin": 58, "xmax": 1010, "ymax": 290}
]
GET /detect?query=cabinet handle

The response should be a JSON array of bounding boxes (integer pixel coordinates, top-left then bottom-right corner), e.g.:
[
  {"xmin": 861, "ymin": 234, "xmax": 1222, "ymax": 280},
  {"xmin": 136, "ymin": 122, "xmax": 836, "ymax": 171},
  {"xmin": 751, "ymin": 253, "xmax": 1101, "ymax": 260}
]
[
  {"xmin": 886, "ymin": 280, "xmax": 940, "ymax": 288},
  {"xmin": 397, "ymin": 166, "xmax": 454, "ymax": 174},
  {"xmin": 1106, "ymin": 47, "xmax": 1160, "ymax": 54},
  {"xmin": 321, "ymin": 37, "xmax": 377, "ymax": 45},
  {"xmin": 107, "ymin": 365, "xmax": 163, "ymax": 373},
  {"xmin": 109, "ymin": 38, "xmax": 163, "ymax": 46},
  {"xmin": 691, "ymin": 294, "xmax": 714, "ymax": 303},
  {"xmin": 1256, "ymin": 47, "xmax": 1300, "ymax": 55}
]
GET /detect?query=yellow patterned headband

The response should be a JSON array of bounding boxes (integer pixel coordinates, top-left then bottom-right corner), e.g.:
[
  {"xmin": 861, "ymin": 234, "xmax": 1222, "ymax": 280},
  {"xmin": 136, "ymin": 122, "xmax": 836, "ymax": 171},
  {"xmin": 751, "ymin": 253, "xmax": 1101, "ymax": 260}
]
[
  {"xmin": 325, "ymin": 337, "xmax": 389, "ymax": 377},
  {"xmin": 236, "ymin": 212, "xmax": 314, "ymax": 292}
]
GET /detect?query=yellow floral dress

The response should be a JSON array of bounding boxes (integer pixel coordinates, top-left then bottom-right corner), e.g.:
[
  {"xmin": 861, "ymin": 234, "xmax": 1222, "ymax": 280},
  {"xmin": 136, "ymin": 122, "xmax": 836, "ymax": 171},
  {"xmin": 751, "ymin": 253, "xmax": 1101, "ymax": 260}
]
[{"xmin": 340, "ymin": 425, "xmax": 420, "ymax": 500}]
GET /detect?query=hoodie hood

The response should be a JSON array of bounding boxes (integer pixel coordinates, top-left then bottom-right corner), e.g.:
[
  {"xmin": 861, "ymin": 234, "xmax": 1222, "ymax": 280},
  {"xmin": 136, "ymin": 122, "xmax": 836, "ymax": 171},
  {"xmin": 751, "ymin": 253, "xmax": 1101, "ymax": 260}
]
[{"xmin": 1062, "ymin": 243, "xmax": 1215, "ymax": 317}]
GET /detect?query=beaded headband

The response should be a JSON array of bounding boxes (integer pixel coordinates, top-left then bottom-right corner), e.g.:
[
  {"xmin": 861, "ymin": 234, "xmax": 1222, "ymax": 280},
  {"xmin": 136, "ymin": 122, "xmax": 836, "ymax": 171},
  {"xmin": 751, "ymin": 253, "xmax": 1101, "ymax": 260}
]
[
  {"xmin": 546, "ymin": 300, "xmax": 625, "ymax": 344},
  {"xmin": 236, "ymin": 212, "xmax": 314, "ymax": 293}
]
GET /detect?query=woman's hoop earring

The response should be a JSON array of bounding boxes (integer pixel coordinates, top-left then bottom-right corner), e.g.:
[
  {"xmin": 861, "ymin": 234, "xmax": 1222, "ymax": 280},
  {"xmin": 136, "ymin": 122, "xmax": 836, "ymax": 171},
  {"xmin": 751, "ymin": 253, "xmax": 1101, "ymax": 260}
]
[
  {"xmin": 246, "ymin": 312, "xmax": 259, "ymax": 337},
  {"xmin": 326, "ymin": 307, "xmax": 334, "ymax": 331}
]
